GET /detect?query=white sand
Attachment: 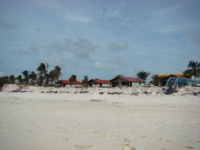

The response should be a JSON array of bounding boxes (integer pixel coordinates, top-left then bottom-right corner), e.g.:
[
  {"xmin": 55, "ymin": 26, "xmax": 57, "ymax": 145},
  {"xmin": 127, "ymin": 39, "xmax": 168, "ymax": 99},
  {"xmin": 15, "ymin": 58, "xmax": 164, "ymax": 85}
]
[{"xmin": 0, "ymin": 91, "xmax": 200, "ymax": 150}]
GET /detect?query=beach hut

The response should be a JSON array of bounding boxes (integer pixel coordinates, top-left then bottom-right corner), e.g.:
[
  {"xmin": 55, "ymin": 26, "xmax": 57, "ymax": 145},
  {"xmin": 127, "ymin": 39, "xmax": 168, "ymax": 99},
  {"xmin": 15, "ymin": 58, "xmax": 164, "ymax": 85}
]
[
  {"xmin": 87, "ymin": 79, "xmax": 111, "ymax": 87},
  {"xmin": 151, "ymin": 73, "xmax": 190, "ymax": 86},
  {"xmin": 109, "ymin": 75, "xmax": 144, "ymax": 87}
]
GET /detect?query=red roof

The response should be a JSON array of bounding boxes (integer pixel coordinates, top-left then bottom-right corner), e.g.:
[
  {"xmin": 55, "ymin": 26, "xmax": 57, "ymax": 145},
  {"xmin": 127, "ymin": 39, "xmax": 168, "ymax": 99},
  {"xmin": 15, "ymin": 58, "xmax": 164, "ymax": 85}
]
[
  {"xmin": 110, "ymin": 75, "xmax": 144, "ymax": 83},
  {"xmin": 88, "ymin": 79, "xmax": 111, "ymax": 84},
  {"xmin": 60, "ymin": 80, "xmax": 83, "ymax": 85}
]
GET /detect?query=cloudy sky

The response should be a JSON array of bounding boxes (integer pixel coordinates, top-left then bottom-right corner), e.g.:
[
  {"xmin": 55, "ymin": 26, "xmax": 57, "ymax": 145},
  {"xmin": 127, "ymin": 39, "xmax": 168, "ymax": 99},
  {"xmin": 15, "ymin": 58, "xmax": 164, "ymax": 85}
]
[{"xmin": 0, "ymin": 0, "xmax": 200, "ymax": 82}]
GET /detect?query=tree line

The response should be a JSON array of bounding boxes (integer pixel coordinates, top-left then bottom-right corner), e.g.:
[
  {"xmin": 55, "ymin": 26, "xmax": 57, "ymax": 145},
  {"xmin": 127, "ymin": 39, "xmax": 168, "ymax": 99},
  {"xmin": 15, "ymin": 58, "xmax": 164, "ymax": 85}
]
[
  {"xmin": 0, "ymin": 60, "xmax": 199, "ymax": 88},
  {"xmin": 0, "ymin": 63, "xmax": 89, "ymax": 88},
  {"xmin": 0, "ymin": 63, "xmax": 62, "ymax": 87},
  {"xmin": 0, "ymin": 61, "xmax": 150, "ymax": 88}
]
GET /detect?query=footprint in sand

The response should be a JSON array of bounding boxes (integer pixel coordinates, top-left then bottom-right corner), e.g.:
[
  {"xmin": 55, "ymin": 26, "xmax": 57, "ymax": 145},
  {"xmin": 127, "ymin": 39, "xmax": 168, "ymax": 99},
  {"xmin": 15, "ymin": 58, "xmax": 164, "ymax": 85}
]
[
  {"xmin": 165, "ymin": 140, "xmax": 170, "ymax": 142},
  {"xmin": 5, "ymin": 127, "xmax": 13, "ymax": 132},
  {"xmin": 98, "ymin": 134, "xmax": 112, "ymax": 139},
  {"xmin": 118, "ymin": 138, "xmax": 130, "ymax": 143},
  {"xmin": 55, "ymin": 138, "xmax": 69, "ymax": 143},
  {"xmin": 75, "ymin": 144, "xmax": 93, "ymax": 149},
  {"xmin": 123, "ymin": 146, "xmax": 136, "ymax": 150},
  {"xmin": 114, "ymin": 144, "xmax": 136, "ymax": 150},
  {"xmin": 56, "ymin": 127, "xmax": 68, "ymax": 133},
  {"xmin": 179, "ymin": 146, "xmax": 194, "ymax": 149}
]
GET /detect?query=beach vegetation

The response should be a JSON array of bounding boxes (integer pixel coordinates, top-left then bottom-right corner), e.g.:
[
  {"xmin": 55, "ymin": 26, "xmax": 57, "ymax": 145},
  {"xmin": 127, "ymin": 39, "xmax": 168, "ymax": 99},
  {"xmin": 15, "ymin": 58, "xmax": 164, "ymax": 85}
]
[
  {"xmin": 69, "ymin": 74, "xmax": 77, "ymax": 84},
  {"xmin": 183, "ymin": 60, "xmax": 200, "ymax": 85},
  {"xmin": 150, "ymin": 74, "xmax": 160, "ymax": 86},
  {"xmin": 15, "ymin": 75, "xmax": 23, "ymax": 84},
  {"xmin": 82, "ymin": 76, "xmax": 88, "ymax": 87},
  {"xmin": 9, "ymin": 75, "xmax": 15, "ymax": 83},
  {"xmin": 48, "ymin": 70, "xmax": 55, "ymax": 85},
  {"xmin": 0, "ymin": 76, "xmax": 9, "ymax": 88},
  {"xmin": 37, "ymin": 75, "xmax": 44, "ymax": 86},
  {"xmin": 36, "ymin": 63, "xmax": 49, "ymax": 86},
  {"xmin": 51, "ymin": 66, "xmax": 62, "ymax": 84},
  {"xmin": 22, "ymin": 70, "xmax": 29, "ymax": 84},
  {"xmin": 137, "ymin": 71, "xmax": 150, "ymax": 83},
  {"xmin": 0, "ymin": 63, "xmax": 64, "ymax": 87},
  {"xmin": 29, "ymin": 71, "xmax": 37, "ymax": 84}
]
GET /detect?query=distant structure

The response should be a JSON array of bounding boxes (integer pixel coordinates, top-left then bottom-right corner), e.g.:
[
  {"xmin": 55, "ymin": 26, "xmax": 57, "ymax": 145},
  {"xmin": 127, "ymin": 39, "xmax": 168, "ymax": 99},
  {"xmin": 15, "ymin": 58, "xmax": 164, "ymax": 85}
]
[
  {"xmin": 151, "ymin": 73, "xmax": 190, "ymax": 86},
  {"xmin": 87, "ymin": 79, "xmax": 111, "ymax": 87},
  {"xmin": 109, "ymin": 75, "xmax": 144, "ymax": 87}
]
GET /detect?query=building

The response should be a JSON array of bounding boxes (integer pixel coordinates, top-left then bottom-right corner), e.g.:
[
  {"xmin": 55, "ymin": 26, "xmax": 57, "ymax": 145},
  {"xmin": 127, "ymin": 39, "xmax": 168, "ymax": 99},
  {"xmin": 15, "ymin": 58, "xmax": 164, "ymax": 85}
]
[
  {"xmin": 87, "ymin": 78, "xmax": 111, "ymax": 87},
  {"xmin": 109, "ymin": 75, "xmax": 144, "ymax": 87},
  {"xmin": 58, "ymin": 80, "xmax": 83, "ymax": 87},
  {"xmin": 151, "ymin": 73, "xmax": 190, "ymax": 86}
]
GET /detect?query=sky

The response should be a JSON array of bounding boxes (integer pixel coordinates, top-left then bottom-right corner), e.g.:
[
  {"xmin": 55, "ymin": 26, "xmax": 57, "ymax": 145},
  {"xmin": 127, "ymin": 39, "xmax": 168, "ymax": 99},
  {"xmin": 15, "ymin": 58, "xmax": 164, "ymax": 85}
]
[{"xmin": 0, "ymin": 0, "xmax": 200, "ymax": 82}]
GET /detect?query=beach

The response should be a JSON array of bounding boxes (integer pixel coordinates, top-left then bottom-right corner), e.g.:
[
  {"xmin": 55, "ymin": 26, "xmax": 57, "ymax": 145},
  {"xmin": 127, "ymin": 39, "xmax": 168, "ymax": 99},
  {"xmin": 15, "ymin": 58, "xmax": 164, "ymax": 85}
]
[{"xmin": 0, "ymin": 86, "xmax": 200, "ymax": 150}]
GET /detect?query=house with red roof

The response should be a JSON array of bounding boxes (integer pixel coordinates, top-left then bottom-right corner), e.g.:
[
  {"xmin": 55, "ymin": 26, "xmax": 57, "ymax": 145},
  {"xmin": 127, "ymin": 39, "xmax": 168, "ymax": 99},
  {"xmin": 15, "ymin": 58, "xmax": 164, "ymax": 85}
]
[
  {"xmin": 110, "ymin": 75, "xmax": 144, "ymax": 87},
  {"xmin": 58, "ymin": 80, "xmax": 83, "ymax": 87},
  {"xmin": 87, "ymin": 78, "xmax": 111, "ymax": 87}
]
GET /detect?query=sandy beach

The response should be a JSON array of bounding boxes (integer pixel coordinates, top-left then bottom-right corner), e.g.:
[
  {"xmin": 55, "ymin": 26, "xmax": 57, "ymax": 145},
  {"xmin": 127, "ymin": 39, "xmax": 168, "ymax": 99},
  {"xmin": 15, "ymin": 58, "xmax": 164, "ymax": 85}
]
[{"xmin": 0, "ymin": 89, "xmax": 200, "ymax": 150}]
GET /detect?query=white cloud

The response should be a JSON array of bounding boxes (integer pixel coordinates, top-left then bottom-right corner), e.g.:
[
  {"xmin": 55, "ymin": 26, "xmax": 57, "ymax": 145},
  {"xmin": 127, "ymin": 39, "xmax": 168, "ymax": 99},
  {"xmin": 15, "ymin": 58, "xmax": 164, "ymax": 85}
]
[
  {"xmin": 11, "ymin": 49, "xmax": 30, "ymax": 55},
  {"xmin": 42, "ymin": 57, "xmax": 62, "ymax": 68},
  {"xmin": 92, "ymin": 61, "xmax": 103, "ymax": 69},
  {"xmin": 106, "ymin": 2, "xmax": 124, "ymax": 18},
  {"xmin": 64, "ymin": 38, "xmax": 98, "ymax": 58},
  {"xmin": 129, "ymin": 69, "xmax": 135, "ymax": 77},
  {"xmin": 65, "ymin": 14, "xmax": 92, "ymax": 22},
  {"xmin": 29, "ymin": 45, "xmax": 40, "ymax": 55},
  {"xmin": 189, "ymin": 34, "xmax": 200, "ymax": 45},
  {"xmin": 35, "ymin": 27, "xmax": 41, "ymax": 33},
  {"xmin": 107, "ymin": 42, "xmax": 129, "ymax": 51},
  {"xmin": 0, "ymin": 72, "xmax": 5, "ymax": 76},
  {"xmin": 45, "ymin": 38, "xmax": 98, "ymax": 59},
  {"xmin": 19, "ymin": 0, "xmax": 60, "ymax": 9},
  {"xmin": 0, "ymin": 18, "xmax": 18, "ymax": 31},
  {"xmin": 111, "ymin": 57, "xmax": 129, "ymax": 66},
  {"xmin": 135, "ymin": 50, "xmax": 154, "ymax": 57}
]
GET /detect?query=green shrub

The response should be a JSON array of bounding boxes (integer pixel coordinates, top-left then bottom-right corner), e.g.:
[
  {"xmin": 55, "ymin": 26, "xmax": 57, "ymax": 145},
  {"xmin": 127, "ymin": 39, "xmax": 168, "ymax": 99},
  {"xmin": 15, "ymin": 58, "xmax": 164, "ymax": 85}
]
[{"xmin": 0, "ymin": 77, "xmax": 9, "ymax": 90}]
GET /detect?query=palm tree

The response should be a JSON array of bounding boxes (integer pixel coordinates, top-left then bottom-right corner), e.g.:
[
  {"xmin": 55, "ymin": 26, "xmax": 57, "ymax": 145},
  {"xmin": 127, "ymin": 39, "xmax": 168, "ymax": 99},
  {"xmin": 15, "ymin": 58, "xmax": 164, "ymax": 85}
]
[
  {"xmin": 82, "ymin": 76, "xmax": 88, "ymax": 87},
  {"xmin": 36, "ymin": 63, "xmax": 48, "ymax": 86},
  {"xmin": 48, "ymin": 70, "xmax": 55, "ymax": 85},
  {"xmin": 69, "ymin": 74, "xmax": 77, "ymax": 84},
  {"xmin": 37, "ymin": 75, "xmax": 44, "ymax": 86},
  {"xmin": 3, "ymin": 76, "xmax": 9, "ymax": 82},
  {"xmin": 0, "ymin": 76, "xmax": 9, "ymax": 88},
  {"xmin": 136, "ymin": 71, "xmax": 150, "ymax": 83},
  {"xmin": 29, "ymin": 71, "xmax": 37, "ymax": 84},
  {"xmin": 9, "ymin": 75, "xmax": 15, "ymax": 83},
  {"xmin": 15, "ymin": 75, "xmax": 23, "ymax": 84},
  {"xmin": 48, "ymin": 66, "xmax": 62, "ymax": 85},
  {"xmin": 183, "ymin": 60, "xmax": 200, "ymax": 84},
  {"xmin": 44, "ymin": 73, "xmax": 50, "ymax": 86},
  {"xmin": 53, "ymin": 66, "xmax": 62, "ymax": 83},
  {"xmin": 22, "ymin": 70, "xmax": 29, "ymax": 84},
  {"xmin": 152, "ymin": 74, "xmax": 160, "ymax": 86}
]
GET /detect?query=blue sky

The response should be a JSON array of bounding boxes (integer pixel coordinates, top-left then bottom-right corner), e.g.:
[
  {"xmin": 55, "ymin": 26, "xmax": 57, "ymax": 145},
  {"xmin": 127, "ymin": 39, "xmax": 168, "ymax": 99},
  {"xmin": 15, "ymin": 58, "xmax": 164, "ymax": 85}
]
[{"xmin": 0, "ymin": 0, "xmax": 200, "ymax": 82}]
